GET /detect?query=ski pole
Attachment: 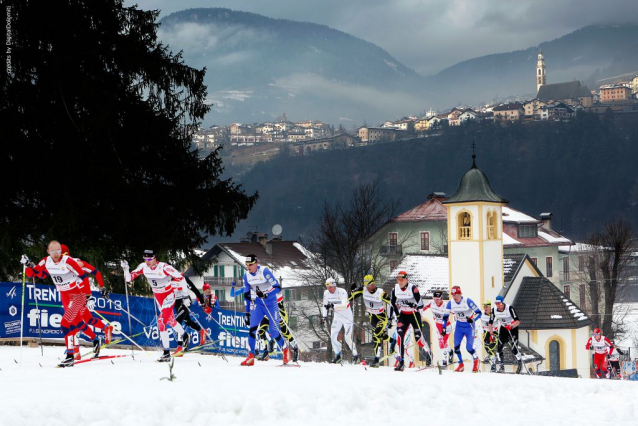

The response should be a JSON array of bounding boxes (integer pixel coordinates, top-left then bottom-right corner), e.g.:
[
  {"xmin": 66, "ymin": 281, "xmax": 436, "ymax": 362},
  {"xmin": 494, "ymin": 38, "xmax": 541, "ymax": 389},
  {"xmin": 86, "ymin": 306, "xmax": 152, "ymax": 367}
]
[
  {"xmin": 183, "ymin": 305, "xmax": 228, "ymax": 362},
  {"xmin": 209, "ymin": 314, "xmax": 242, "ymax": 347},
  {"xmin": 412, "ymin": 311, "xmax": 433, "ymax": 364},
  {"xmin": 93, "ymin": 311, "xmax": 145, "ymax": 352},
  {"xmin": 505, "ymin": 327, "xmax": 532, "ymax": 375},
  {"xmin": 19, "ymin": 264, "xmax": 26, "ymax": 364},
  {"xmin": 124, "ymin": 281, "xmax": 134, "ymax": 357},
  {"xmin": 116, "ymin": 303, "xmax": 150, "ymax": 328},
  {"xmin": 31, "ymin": 279, "xmax": 44, "ymax": 356}
]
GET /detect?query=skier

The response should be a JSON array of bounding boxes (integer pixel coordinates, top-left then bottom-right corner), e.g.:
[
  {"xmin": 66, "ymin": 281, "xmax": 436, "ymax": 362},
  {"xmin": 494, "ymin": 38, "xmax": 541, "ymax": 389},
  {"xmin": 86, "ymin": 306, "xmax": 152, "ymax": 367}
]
[
  {"xmin": 494, "ymin": 295, "xmax": 523, "ymax": 373},
  {"xmin": 237, "ymin": 254, "xmax": 290, "ymax": 366},
  {"xmin": 121, "ymin": 249, "xmax": 189, "ymax": 362},
  {"xmin": 60, "ymin": 244, "xmax": 113, "ymax": 360},
  {"xmin": 172, "ymin": 275, "xmax": 208, "ymax": 354},
  {"xmin": 199, "ymin": 282, "xmax": 219, "ymax": 344},
  {"xmin": 351, "ymin": 274, "xmax": 392, "ymax": 367},
  {"xmin": 322, "ymin": 277, "xmax": 359, "ymax": 364},
  {"xmin": 423, "ymin": 290, "xmax": 453, "ymax": 367},
  {"xmin": 390, "ymin": 271, "xmax": 431, "ymax": 371},
  {"xmin": 586, "ymin": 327, "xmax": 613, "ymax": 379},
  {"xmin": 480, "ymin": 300, "xmax": 497, "ymax": 372},
  {"xmin": 607, "ymin": 342, "xmax": 624, "ymax": 379},
  {"xmin": 255, "ymin": 291, "xmax": 300, "ymax": 362},
  {"xmin": 23, "ymin": 240, "xmax": 96, "ymax": 367},
  {"xmin": 442, "ymin": 286, "xmax": 482, "ymax": 372}
]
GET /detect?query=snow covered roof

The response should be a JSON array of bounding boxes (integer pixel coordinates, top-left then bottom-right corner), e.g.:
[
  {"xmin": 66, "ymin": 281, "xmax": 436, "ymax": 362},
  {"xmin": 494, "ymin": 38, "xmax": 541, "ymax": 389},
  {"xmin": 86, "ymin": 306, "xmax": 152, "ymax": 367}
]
[
  {"xmin": 391, "ymin": 197, "xmax": 447, "ymax": 222},
  {"xmin": 514, "ymin": 277, "xmax": 593, "ymax": 330},
  {"xmin": 502, "ymin": 206, "xmax": 538, "ymax": 223},
  {"xmin": 382, "ymin": 255, "xmax": 449, "ymax": 297}
]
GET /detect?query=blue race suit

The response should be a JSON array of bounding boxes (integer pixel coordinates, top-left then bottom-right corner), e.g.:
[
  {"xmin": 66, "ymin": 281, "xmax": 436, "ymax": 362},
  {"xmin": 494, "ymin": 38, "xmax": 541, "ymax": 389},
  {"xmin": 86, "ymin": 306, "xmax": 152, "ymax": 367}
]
[
  {"xmin": 241, "ymin": 266, "xmax": 286, "ymax": 353},
  {"xmin": 443, "ymin": 297, "xmax": 481, "ymax": 363}
]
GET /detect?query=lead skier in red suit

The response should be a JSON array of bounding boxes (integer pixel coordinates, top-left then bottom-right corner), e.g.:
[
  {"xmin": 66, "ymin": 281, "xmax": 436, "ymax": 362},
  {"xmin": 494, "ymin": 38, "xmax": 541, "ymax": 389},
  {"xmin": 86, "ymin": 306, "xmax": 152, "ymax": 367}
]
[{"xmin": 23, "ymin": 240, "xmax": 94, "ymax": 367}]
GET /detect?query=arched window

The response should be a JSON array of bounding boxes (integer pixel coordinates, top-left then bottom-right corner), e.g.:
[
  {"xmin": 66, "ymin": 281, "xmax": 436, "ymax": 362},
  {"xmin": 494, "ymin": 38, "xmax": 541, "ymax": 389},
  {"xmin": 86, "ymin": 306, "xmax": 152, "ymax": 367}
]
[
  {"xmin": 538, "ymin": 69, "xmax": 542, "ymax": 76},
  {"xmin": 549, "ymin": 340, "xmax": 560, "ymax": 371},
  {"xmin": 487, "ymin": 210, "xmax": 496, "ymax": 239},
  {"xmin": 458, "ymin": 211, "xmax": 472, "ymax": 240}
]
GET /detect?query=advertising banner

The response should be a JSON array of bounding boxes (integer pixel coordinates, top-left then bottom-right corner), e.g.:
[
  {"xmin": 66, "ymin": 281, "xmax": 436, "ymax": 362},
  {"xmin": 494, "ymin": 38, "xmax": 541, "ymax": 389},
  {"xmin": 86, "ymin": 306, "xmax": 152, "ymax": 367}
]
[{"xmin": 0, "ymin": 282, "xmax": 255, "ymax": 356}]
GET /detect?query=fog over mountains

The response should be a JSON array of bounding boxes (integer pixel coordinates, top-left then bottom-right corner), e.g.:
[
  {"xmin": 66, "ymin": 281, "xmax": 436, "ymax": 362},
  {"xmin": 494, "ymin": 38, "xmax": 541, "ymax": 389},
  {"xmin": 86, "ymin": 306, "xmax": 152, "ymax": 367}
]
[{"xmin": 158, "ymin": 9, "xmax": 638, "ymax": 125}]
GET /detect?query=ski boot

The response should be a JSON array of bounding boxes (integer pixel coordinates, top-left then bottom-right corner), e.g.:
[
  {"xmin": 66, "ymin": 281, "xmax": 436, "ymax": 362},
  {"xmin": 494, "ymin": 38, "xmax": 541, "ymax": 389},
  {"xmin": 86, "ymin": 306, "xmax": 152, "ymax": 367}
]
[
  {"xmin": 455, "ymin": 363, "xmax": 465, "ymax": 372},
  {"xmin": 73, "ymin": 345, "xmax": 81, "ymax": 361},
  {"xmin": 173, "ymin": 344, "xmax": 185, "ymax": 357},
  {"xmin": 331, "ymin": 353, "xmax": 342, "ymax": 364},
  {"xmin": 181, "ymin": 332, "xmax": 190, "ymax": 351},
  {"xmin": 58, "ymin": 352, "xmax": 75, "ymax": 368},
  {"xmin": 389, "ymin": 338, "xmax": 396, "ymax": 354},
  {"xmin": 104, "ymin": 325, "xmax": 113, "ymax": 344},
  {"xmin": 291, "ymin": 345, "xmax": 299, "ymax": 363},
  {"xmin": 92, "ymin": 336, "xmax": 103, "ymax": 358},
  {"xmin": 283, "ymin": 347, "xmax": 291, "ymax": 365},
  {"xmin": 268, "ymin": 338, "xmax": 275, "ymax": 354},
  {"xmin": 199, "ymin": 328, "xmax": 207, "ymax": 345},
  {"xmin": 370, "ymin": 357, "xmax": 380, "ymax": 368},
  {"xmin": 472, "ymin": 357, "xmax": 480, "ymax": 373},
  {"xmin": 420, "ymin": 347, "xmax": 432, "ymax": 366},
  {"xmin": 158, "ymin": 349, "xmax": 171, "ymax": 362},
  {"xmin": 490, "ymin": 362, "xmax": 497, "ymax": 372},
  {"xmin": 498, "ymin": 363, "xmax": 505, "ymax": 373},
  {"xmin": 516, "ymin": 359, "xmax": 523, "ymax": 374},
  {"xmin": 449, "ymin": 351, "xmax": 454, "ymax": 364},
  {"xmin": 352, "ymin": 354, "xmax": 360, "ymax": 364},
  {"xmin": 257, "ymin": 348, "xmax": 270, "ymax": 361},
  {"xmin": 408, "ymin": 361, "xmax": 415, "ymax": 368},
  {"xmin": 240, "ymin": 353, "xmax": 255, "ymax": 366},
  {"xmin": 394, "ymin": 359, "xmax": 405, "ymax": 371}
]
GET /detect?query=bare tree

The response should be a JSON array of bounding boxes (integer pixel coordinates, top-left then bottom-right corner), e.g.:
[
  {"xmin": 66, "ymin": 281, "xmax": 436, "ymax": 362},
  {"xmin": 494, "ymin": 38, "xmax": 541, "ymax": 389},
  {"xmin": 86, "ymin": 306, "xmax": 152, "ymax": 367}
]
[
  {"xmin": 291, "ymin": 181, "xmax": 399, "ymax": 358},
  {"xmin": 586, "ymin": 219, "xmax": 635, "ymax": 339}
]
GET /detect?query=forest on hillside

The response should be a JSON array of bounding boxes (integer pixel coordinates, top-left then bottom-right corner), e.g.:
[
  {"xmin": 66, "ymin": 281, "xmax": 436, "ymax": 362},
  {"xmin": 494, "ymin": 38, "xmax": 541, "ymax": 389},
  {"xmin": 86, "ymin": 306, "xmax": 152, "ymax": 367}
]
[{"xmin": 224, "ymin": 113, "xmax": 638, "ymax": 243}]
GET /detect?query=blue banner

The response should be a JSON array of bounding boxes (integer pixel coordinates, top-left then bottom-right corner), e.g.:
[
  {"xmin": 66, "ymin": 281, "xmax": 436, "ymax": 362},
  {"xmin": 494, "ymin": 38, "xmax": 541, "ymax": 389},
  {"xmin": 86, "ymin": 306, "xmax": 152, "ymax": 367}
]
[{"xmin": 0, "ymin": 282, "xmax": 257, "ymax": 356}]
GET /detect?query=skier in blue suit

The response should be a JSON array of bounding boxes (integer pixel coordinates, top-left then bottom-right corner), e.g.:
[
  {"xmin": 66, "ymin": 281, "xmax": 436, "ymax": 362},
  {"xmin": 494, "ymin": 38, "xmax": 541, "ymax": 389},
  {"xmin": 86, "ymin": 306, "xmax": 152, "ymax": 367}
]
[
  {"xmin": 442, "ymin": 285, "xmax": 482, "ymax": 372},
  {"xmin": 232, "ymin": 254, "xmax": 290, "ymax": 366}
]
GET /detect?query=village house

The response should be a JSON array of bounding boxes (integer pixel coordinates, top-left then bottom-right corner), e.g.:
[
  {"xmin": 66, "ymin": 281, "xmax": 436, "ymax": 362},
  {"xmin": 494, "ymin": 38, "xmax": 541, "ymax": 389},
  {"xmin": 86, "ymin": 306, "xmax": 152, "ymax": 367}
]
[
  {"xmin": 599, "ymin": 84, "xmax": 633, "ymax": 103},
  {"xmin": 493, "ymin": 103, "xmax": 525, "ymax": 121}
]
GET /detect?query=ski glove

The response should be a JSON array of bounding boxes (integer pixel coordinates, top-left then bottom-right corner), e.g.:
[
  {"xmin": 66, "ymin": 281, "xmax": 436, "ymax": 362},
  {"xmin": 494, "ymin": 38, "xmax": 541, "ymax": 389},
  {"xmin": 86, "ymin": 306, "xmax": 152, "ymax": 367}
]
[
  {"xmin": 86, "ymin": 296, "xmax": 96, "ymax": 312},
  {"xmin": 100, "ymin": 287, "xmax": 110, "ymax": 300},
  {"xmin": 321, "ymin": 317, "xmax": 327, "ymax": 325},
  {"xmin": 441, "ymin": 327, "xmax": 447, "ymax": 336},
  {"xmin": 489, "ymin": 333, "xmax": 495, "ymax": 343},
  {"xmin": 183, "ymin": 298, "xmax": 191, "ymax": 308},
  {"xmin": 245, "ymin": 312, "xmax": 251, "ymax": 324},
  {"xmin": 256, "ymin": 288, "xmax": 267, "ymax": 299},
  {"xmin": 120, "ymin": 260, "xmax": 129, "ymax": 270},
  {"xmin": 204, "ymin": 306, "xmax": 212, "ymax": 315},
  {"xmin": 20, "ymin": 254, "xmax": 29, "ymax": 265},
  {"xmin": 405, "ymin": 301, "xmax": 416, "ymax": 308},
  {"xmin": 350, "ymin": 283, "xmax": 358, "ymax": 291},
  {"xmin": 466, "ymin": 317, "xmax": 474, "ymax": 324},
  {"xmin": 325, "ymin": 303, "xmax": 334, "ymax": 310},
  {"xmin": 504, "ymin": 324, "xmax": 512, "ymax": 330},
  {"xmin": 231, "ymin": 281, "xmax": 238, "ymax": 287}
]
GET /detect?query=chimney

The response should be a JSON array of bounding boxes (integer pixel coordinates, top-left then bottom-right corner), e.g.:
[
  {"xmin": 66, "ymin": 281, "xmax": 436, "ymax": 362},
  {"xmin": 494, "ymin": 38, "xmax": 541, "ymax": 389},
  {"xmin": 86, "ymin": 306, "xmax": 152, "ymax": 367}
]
[
  {"xmin": 428, "ymin": 192, "xmax": 447, "ymax": 200},
  {"xmin": 540, "ymin": 212, "xmax": 553, "ymax": 231},
  {"xmin": 258, "ymin": 233, "xmax": 269, "ymax": 247},
  {"xmin": 265, "ymin": 240, "xmax": 273, "ymax": 255}
]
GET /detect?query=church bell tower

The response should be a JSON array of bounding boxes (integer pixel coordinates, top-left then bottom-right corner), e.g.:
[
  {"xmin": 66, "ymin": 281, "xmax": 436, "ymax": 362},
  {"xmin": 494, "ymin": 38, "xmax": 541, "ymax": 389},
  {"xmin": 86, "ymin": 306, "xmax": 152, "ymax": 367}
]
[{"xmin": 536, "ymin": 50, "xmax": 546, "ymax": 94}]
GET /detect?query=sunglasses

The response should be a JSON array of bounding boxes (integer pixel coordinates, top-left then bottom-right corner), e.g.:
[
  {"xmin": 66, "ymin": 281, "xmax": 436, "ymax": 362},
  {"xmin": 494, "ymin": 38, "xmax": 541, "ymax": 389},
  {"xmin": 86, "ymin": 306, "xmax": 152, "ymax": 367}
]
[
  {"xmin": 143, "ymin": 257, "xmax": 155, "ymax": 261},
  {"xmin": 50, "ymin": 249, "xmax": 62, "ymax": 254},
  {"xmin": 246, "ymin": 261, "xmax": 257, "ymax": 266}
]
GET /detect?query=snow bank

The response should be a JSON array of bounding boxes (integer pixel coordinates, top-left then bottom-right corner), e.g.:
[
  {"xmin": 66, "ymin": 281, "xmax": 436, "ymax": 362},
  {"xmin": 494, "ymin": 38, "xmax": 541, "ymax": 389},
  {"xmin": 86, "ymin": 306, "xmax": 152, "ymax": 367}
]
[{"xmin": 1, "ymin": 346, "xmax": 637, "ymax": 426}]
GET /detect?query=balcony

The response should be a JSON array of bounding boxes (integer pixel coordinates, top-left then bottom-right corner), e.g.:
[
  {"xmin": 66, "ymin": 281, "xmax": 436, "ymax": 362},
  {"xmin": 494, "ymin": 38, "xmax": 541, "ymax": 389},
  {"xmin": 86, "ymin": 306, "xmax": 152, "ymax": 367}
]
[
  {"xmin": 380, "ymin": 245, "xmax": 402, "ymax": 256},
  {"xmin": 559, "ymin": 272, "xmax": 571, "ymax": 283},
  {"xmin": 202, "ymin": 277, "xmax": 237, "ymax": 287}
]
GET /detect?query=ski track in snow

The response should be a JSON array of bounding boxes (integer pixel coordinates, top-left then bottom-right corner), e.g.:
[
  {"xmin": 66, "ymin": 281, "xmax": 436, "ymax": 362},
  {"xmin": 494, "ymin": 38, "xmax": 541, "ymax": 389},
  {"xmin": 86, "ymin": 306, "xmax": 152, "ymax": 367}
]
[{"xmin": 1, "ymin": 346, "xmax": 636, "ymax": 426}]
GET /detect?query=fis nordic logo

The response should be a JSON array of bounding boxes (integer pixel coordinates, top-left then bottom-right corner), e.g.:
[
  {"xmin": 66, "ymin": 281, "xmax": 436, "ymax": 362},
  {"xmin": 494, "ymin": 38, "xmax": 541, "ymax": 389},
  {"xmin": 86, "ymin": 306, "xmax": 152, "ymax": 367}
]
[
  {"xmin": 6, "ymin": 286, "xmax": 17, "ymax": 299},
  {"xmin": 9, "ymin": 305, "xmax": 18, "ymax": 316}
]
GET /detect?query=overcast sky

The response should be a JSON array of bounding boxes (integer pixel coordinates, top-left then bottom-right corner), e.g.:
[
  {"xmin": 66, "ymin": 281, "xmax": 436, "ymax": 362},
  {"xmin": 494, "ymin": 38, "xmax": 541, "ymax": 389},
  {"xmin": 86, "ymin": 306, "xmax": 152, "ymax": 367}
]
[{"xmin": 127, "ymin": 0, "xmax": 638, "ymax": 76}]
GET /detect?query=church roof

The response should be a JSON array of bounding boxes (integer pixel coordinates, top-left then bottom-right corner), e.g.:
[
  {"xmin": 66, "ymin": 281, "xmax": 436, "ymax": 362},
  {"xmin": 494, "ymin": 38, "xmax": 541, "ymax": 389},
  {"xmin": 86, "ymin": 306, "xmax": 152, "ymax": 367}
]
[
  {"xmin": 513, "ymin": 277, "xmax": 593, "ymax": 330},
  {"xmin": 443, "ymin": 156, "xmax": 509, "ymax": 204},
  {"xmin": 536, "ymin": 81, "xmax": 592, "ymax": 102},
  {"xmin": 392, "ymin": 196, "xmax": 447, "ymax": 222}
]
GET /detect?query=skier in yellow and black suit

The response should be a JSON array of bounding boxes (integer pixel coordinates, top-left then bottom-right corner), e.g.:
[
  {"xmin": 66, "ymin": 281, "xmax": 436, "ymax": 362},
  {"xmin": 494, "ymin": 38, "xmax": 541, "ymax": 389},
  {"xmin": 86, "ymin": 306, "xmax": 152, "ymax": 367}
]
[
  {"xmin": 255, "ymin": 291, "xmax": 299, "ymax": 362},
  {"xmin": 350, "ymin": 274, "xmax": 392, "ymax": 368}
]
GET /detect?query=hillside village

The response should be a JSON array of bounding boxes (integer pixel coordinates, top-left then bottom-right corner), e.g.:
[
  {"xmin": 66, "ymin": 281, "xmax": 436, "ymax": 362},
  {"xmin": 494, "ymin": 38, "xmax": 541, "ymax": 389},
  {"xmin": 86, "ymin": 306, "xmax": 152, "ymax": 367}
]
[{"xmin": 193, "ymin": 52, "xmax": 638, "ymax": 163}]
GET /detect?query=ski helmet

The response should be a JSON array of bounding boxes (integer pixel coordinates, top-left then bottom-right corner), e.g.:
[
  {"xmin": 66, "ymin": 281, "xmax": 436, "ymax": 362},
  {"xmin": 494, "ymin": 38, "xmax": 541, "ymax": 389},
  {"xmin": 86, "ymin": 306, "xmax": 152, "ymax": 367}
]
[
  {"xmin": 245, "ymin": 254, "xmax": 258, "ymax": 265},
  {"xmin": 143, "ymin": 249, "xmax": 156, "ymax": 259},
  {"xmin": 432, "ymin": 291, "xmax": 443, "ymax": 299},
  {"xmin": 325, "ymin": 277, "xmax": 336, "ymax": 287},
  {"xmin": 593, "ymin": 327, "xmax": 601, "ymax": 335},
  {"xmin": 363, "ymin": 275, "xmax": 375, "ymax": 286},
  {"xmin": 396, "ymin": 271, "xmax": 408, "ymax": 279},
  {"xmin": 451, "ymin": 286, "xmax": 462, "ymax": 295}
]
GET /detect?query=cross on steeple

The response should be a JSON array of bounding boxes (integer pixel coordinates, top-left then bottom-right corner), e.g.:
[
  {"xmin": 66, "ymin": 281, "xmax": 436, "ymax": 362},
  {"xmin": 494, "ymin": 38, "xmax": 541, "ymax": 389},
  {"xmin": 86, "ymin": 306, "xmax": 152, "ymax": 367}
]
[{"xmin": 471, "ymin": 141, "xmax": 477, "ymax": 166}]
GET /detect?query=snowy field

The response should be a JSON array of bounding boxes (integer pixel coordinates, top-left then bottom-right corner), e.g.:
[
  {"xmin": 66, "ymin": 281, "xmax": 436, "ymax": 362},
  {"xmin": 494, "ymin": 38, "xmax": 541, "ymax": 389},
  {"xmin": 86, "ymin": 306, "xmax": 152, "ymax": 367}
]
[{"xmin": 1, "ymin": 345, "xmax": 637, "ymax": 426}]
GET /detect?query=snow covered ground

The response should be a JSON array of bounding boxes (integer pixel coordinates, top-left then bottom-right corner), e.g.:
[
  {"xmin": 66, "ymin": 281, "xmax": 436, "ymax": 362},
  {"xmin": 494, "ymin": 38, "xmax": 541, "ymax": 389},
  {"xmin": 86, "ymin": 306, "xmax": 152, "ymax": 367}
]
[{"xmin": 1, "ymin": 345, "xmax": 637, "ymax": 426}]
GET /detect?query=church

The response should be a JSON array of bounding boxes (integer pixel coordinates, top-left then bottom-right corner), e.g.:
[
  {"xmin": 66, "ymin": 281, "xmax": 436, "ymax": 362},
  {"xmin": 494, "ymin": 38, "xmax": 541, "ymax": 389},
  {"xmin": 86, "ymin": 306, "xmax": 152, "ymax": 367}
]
[{"xmin": 388, "ymin": 153, "xmax": 594, "ymax": 377}]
